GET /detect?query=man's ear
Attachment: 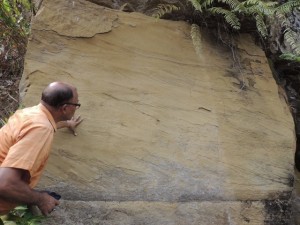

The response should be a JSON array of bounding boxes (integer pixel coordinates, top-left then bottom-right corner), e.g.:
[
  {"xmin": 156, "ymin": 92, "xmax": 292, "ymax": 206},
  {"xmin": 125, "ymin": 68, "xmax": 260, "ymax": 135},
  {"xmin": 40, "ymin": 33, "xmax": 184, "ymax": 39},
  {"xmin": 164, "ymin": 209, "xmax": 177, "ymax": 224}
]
[{"xmin": 59, "ymin": 104, "xmax": 67, "ymax": 114}]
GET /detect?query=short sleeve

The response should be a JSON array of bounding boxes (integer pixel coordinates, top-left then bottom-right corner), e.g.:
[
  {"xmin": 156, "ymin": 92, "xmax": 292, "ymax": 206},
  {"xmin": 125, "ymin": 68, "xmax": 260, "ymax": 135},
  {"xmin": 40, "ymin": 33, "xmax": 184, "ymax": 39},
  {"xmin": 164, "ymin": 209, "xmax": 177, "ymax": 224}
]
[{"xmin": 1, "ymin": 125, "xmax": 54, "ymax": 178}]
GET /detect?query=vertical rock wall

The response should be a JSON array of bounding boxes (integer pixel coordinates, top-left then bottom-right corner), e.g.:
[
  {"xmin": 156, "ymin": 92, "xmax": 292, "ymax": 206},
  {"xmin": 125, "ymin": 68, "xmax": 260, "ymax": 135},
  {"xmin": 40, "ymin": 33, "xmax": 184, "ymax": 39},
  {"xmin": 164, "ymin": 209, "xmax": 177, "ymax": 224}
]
[{"xmin": 20, "ymin": 0, "xmax": 295, "ymax": 224}]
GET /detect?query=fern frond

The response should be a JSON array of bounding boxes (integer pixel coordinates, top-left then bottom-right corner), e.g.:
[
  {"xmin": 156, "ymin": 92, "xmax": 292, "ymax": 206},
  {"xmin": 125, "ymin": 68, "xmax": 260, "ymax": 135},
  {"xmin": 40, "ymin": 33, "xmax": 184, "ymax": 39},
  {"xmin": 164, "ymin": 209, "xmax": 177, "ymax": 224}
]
[
  {"xmin": 188, "ymin": 0, "xmax": 203, "ymax": 12},
  {"xmin": 275, "ymin": 0, "xmax": 300, "ymax": 15},
  {"xmin": 242, "ymin": 1, "xmax": 276, "ymax": 16},
  {"xmin": 233, "ymin": 3, "xmax": 246, "ymax": 13},
  {"xmin": 284, "ymin": 28, "xmax": 300, "ymax": 55},
  {"xmin": 217, "ymin": 0, "xmax": 240, "ymax": 10},
  {"xmin": 208, "ymin": 7, "xmax": 240, "ymax": 30},
  {"xmin": 274, "ymin": 11, "xmax": 287, "ymax": 24},
  {"xmin": 241, "ymin": 0, "xmax": 260, "ymax": 7},
  {"xmin": 201, "ymin": 0, "xmax": 215, "ymax": 9},
  {"xmin": 255, "ymin": 14, "xmax": 268, "ymax": 38},
  {"xmin": 280, "ymin": 53, "xmax": 300, "ymax": 62},
  {"xmin": 280, "ymin": 16, "xmax": 290, "ymax": 27},
  {"xmin": 262, "ymin": 1, "xmax": 278, "ymax": 8},
  {"xmin": 151, "ymin": 4, "xmax": 180, "ymax": 19},
  {"xmin": 191, "ymin": 24, "xmax": 202, "ymax": 57}
]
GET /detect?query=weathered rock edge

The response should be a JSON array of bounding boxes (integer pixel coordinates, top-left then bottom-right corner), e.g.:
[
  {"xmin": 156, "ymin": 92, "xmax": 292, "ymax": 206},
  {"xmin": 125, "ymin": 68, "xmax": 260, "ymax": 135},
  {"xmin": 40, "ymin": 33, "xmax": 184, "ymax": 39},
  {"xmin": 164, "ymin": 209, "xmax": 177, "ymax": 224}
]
[{"xmin": 41, "ymin": 200, "xmax": 290, "ymax": 225}]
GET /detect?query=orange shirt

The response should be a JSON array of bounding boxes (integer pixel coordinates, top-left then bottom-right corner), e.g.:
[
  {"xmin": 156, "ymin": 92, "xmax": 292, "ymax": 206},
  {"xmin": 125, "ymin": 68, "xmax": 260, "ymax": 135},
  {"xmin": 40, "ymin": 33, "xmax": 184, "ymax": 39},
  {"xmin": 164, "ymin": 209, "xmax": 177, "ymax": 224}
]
[{"xmin": 0, "ymin": 103, "xmax": 57, "ymax": 214}]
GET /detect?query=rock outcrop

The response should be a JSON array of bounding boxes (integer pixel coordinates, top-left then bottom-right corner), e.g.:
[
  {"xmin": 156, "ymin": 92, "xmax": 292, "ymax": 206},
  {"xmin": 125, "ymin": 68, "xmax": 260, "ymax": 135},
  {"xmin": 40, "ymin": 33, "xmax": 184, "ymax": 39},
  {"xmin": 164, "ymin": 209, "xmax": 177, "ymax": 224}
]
[{"xmin": 20, "ymin": 0, "xmax": 295, "ymax": 224}]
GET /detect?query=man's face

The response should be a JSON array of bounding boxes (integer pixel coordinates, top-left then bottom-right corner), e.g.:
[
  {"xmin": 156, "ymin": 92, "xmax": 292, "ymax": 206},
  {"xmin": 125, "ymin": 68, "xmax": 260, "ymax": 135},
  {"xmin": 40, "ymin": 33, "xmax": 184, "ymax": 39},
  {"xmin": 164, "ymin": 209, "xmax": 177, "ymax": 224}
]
[{"xmin": 61, "ymin": 89, "xmax": 80, "ymax": 120}]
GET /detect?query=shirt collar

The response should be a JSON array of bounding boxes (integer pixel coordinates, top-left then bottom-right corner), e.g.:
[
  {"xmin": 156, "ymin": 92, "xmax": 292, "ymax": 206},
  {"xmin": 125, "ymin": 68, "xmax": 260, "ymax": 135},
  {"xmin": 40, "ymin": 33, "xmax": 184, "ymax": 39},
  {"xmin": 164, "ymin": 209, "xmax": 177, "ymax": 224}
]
[{"xmin": 38, "ymin": 103, "xmax": 57, "ymax": 132}]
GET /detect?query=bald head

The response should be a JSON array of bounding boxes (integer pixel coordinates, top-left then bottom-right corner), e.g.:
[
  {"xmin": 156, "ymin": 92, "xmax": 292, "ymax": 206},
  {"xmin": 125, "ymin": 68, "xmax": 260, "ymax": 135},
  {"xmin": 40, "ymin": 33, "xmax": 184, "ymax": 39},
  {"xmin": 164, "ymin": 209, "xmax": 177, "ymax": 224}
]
[{"xmin": 41, "ymin": 82, "xmax": 76, "ymax": 108}]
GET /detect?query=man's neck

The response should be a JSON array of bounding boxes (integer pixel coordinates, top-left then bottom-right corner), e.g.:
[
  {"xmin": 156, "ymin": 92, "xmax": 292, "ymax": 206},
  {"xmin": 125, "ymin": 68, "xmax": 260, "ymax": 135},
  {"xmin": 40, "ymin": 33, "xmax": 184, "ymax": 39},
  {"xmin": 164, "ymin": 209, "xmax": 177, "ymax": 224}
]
[{"xmin": 40, "ymin": 101, "xmax": 60, "ymax": 123}]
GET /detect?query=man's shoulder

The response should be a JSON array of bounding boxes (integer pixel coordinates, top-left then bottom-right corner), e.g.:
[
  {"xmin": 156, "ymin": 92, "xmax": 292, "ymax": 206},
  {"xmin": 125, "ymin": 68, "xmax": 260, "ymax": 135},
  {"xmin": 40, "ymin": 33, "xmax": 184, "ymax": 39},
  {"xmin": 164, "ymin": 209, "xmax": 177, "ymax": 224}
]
[{"xmin": 14, "ymin": 105, "xmax": 53, "ymax": 130}]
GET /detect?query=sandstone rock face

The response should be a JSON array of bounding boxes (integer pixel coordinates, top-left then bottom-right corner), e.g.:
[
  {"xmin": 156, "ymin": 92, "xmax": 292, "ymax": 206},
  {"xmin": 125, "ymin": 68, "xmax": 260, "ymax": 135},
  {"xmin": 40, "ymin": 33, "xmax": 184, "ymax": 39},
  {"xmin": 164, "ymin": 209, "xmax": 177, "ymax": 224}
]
[
  {"xmin": 20, "ymin": 0, "xmax": 295, "ymax": 224},
  {"xmin": 42, "ymin": 200, "xmax": 266, "ymax": 225}
]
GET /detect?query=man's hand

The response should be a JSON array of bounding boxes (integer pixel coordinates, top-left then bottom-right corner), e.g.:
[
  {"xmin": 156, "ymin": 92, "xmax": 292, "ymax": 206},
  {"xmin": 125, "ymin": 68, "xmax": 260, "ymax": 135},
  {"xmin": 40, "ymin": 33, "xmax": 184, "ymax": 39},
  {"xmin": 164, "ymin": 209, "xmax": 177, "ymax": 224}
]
[
  {"xmin": 56, "ymin": 115, "xmax": 83, "ymax": 136},
  {"xmin": 36, "ymin": 192, "xmax": 60, "ymax": 216},
  {"xmin": 67, "ymin": 116, "xmax": 83, "ymax": 136},
  {"xmin": 0, "ymin": 168, "xmax": 60, "ymax": 216}
]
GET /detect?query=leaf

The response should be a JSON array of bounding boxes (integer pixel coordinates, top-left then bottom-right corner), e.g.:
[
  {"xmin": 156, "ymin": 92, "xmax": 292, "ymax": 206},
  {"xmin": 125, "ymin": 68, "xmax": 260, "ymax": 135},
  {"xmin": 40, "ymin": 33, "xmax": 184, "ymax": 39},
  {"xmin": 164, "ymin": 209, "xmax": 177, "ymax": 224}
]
[
  {"xmin": 17, "ymin": 0, "xmax": 31, "ymax": 10},
  {"xmin": 201, "ymin": 0, "xmax": 215, "ymax": 9},
  {"xmin": 218, "ymin": 0, "xmax": 240, "ymax": 10},
  {"xmin": 275, "ymin": 0, "xmax": 300, "ymax": 15},
  {"xmin": 151, "ymin": 4, "xmax": 180, "ymax": 19},
  {"xmin": 2, "ymin": 0, "xmax": 12, "ymax": 13},
  {"xmin": 191, "ymin": 24, "xmax": 202, "ymax": 57},
  {"xmin": 280, "ymin": 53, "xmax": 300, "ymax": 62},
  {"xmin": 255, "ymin": 14, "xmax": 268, "ymax": 38},
  {"xmin": 13, "ymin": 206, "xmax": 28, "ymax": 211},
  {"xmin": 283, "ymin": 28, "xmax": 300, "ymax": 55},
  {"xmin": 188, "ymin": 0, "xmax": 203, "ymax": 12},
  {"xmin": 2, "ymin": 221, "xmax": 17, "ymax": 225},
  {"xmin": 208, "ymin": 7, "xmax": 241, "ymax": 29}
]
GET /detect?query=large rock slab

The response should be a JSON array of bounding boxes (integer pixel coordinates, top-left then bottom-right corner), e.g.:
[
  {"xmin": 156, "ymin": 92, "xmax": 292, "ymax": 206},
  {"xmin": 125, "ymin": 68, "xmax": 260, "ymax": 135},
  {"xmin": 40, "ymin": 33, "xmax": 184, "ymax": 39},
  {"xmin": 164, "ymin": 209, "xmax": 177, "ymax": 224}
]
[{"xmin": 21, "ymin": 0, "xmax": 294, "ymax": 209}]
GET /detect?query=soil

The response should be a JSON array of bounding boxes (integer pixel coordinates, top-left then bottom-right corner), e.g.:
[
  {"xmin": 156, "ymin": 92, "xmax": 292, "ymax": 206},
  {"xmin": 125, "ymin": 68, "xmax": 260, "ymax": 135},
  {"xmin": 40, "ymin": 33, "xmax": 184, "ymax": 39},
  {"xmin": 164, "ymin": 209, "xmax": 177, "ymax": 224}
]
[{"xmin": 0, "ymin": 74, "xmax": 21, "ymax": 125}]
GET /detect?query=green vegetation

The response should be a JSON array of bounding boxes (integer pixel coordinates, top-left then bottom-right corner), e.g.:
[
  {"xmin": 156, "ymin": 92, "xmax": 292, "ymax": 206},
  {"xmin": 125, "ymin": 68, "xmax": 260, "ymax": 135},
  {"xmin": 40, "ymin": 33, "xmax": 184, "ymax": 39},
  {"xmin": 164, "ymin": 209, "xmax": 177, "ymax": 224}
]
[
  {"xmin": 0, "ymin": 1, "xmax": 35, "ymax": 221},
  {"xmin": 0, "ymin": 118, "xmax": 8, "ymax": 127},
  {"xmin": 280, "ymin": 53, "xmax": 300, "ymax": 62},
  {"xmin": 187, "ymin": 0, "xmax": 300, "ymax": 60},
  {"xmin": 0, "ymin": 0, "xmax": 32, "ymax": 51},
  {"xmin": 0, "ymin": 0, "xmax": 33, "ymax": 77},
  {"xmin": 0, "ymin": 0, "xmax": 33, "ymax": 122},
  {"xmin": 0, "ymin": 0, "xmax": 32, "ymax": 37},
  {"xmin": 0, "ymin": 206, "xmax": 44, "ymax": 225},
  {"xmin": 187, "ymin": 0, "xmax": 299, "ymax": 37},
  {"xmin": 152, "ymin": 4, "xmax": 180, "ymax": 19},
  {"xmin": 152, "ymin": 0, "xmax": 300, "ymax": 62}
]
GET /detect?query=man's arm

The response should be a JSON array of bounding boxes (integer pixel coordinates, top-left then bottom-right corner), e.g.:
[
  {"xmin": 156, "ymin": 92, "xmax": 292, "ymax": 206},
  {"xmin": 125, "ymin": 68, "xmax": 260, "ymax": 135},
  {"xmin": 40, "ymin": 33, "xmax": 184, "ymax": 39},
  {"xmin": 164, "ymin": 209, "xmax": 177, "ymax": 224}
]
[
  {"xmin": 0, "ymin": 167, "xmax": 59, "ymax": 216},
  {"xmin": 56, "ymin": 115, "xmax": 83, "ymax": 136}
]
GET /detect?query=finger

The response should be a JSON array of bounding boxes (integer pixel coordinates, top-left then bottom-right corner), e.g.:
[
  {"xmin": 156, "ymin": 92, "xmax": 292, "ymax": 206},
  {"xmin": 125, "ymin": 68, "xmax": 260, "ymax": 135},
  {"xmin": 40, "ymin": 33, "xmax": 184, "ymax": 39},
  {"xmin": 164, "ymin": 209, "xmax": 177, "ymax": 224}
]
[
  {"xmin": 73, "ymin": 117, "xmax": 83, "ymax": 127},
  {"xmin": 69, "ymin": 126, "xmax": 77, "ymax": 136},
  {"xmin": 76, "ymin": 118, "xmax": 83, "ymax": 126},
  {"xmin": 72, "ymin": 129, "xmax": 77, "ymax": 136}
]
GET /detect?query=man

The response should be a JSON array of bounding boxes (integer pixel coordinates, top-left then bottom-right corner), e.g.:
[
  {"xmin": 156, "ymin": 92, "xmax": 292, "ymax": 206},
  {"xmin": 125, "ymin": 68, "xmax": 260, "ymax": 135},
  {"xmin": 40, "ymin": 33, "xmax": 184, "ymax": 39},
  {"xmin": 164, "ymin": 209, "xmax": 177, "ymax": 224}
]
[{"xmin": 0, "ymin": 81, "xmax": 82, "ymax": 216}]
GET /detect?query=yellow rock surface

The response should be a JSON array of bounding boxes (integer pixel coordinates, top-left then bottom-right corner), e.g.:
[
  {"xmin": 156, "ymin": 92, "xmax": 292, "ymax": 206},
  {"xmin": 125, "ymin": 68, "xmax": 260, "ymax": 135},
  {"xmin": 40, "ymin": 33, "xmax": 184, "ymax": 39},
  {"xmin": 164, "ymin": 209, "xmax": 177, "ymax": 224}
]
[{"xmin": 19, "ymin": 0, "xmax": 295, "ymax": 223}]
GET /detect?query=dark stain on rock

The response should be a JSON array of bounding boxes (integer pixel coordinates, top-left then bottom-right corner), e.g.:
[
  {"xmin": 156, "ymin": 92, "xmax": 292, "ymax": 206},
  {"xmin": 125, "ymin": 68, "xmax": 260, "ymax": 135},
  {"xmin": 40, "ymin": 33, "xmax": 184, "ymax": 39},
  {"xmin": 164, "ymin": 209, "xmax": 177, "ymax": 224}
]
[{"xmin": 264, "ymin": 198, "xmax": 292, "ymax": 225}]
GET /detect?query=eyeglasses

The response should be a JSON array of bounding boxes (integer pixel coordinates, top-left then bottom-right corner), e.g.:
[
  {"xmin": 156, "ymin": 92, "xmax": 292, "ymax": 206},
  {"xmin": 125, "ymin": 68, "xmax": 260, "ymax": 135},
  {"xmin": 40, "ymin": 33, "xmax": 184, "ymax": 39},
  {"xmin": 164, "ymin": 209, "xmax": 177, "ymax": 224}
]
[{"xmin": 64, "ymin": 103, "xmax": 81, "ymax": 109}]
